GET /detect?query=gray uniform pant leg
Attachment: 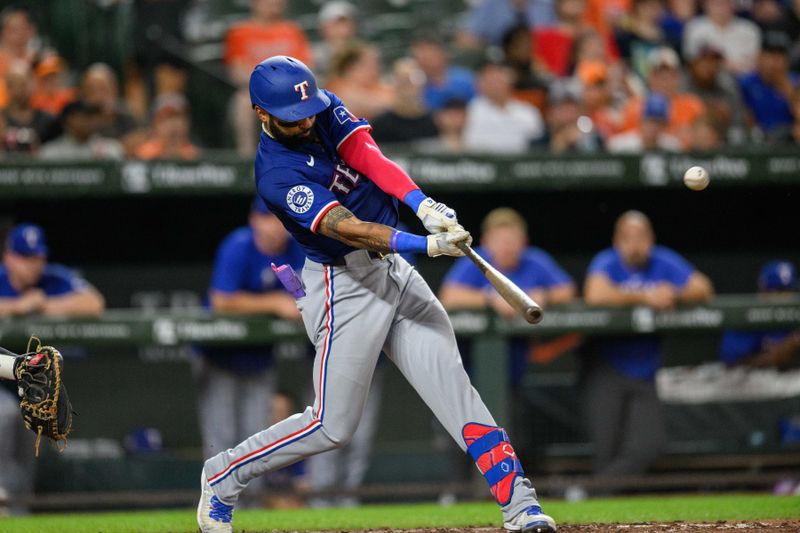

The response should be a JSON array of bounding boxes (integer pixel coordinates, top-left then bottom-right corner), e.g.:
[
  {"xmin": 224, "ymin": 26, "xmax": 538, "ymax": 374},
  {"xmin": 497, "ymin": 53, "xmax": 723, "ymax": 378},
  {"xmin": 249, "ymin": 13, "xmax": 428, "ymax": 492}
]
[
  {"xmin": 382, "ymin": 259, "xmax": 540, "ymax": 521},
  {"xmin": 204, "ymin": 258, "xmax": 394, "ymax": 504},
  {"xmin": 0, "ymin": 388, "xmax": 35, "ymax": 513},
  {"xmin": 194, "ymin": 358, "xmax": 274, "ymax": 460},
  {"xmin": 584, "ymin": 361, "xmax": 665, "ymax": 478},
  {"xmin": 307, "ymin": 363, "xmax": 384, "ymax": 507}
]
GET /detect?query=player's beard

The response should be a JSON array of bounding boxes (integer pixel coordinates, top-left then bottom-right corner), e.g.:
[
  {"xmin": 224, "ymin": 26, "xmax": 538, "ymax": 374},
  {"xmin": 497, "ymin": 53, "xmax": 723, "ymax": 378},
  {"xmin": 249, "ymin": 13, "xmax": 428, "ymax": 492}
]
[{"xmin": 268, "ymin": 117, "xmax": 318, "ymax": 149}]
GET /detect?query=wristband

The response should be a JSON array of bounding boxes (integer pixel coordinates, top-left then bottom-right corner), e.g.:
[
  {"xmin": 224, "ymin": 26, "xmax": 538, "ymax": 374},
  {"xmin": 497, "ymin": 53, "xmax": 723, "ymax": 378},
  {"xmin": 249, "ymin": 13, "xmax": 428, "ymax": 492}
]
[
  {"xmin": 390, "ymin": 230, "xmax": 428, "ymax": 254},
  {"xmin": 402, "ymin": 189, "xmax": 427, "ymax": 213}
]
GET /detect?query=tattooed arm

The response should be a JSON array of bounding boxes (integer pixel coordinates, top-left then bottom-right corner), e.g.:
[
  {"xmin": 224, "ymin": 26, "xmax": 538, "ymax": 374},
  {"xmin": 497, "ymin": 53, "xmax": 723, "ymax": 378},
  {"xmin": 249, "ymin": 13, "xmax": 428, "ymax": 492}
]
[
  {"xmin": 318, "ymin": 205, "xmax": 470, "ymax": 257},
  {"xmin": 318, "ymin": 205, "xmax": 396, "ymax": 253}
]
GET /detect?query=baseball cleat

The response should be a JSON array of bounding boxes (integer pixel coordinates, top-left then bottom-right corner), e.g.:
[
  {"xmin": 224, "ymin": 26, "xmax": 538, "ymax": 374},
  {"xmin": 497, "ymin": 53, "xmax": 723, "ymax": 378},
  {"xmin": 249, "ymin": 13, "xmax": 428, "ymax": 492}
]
[
  {"xmin": 197, "ymin": 473, "xmax": 234, "ymax": 533},
  {"xmin": 503, "ymin": 505, "xmax": 557, "ymax": 533}
]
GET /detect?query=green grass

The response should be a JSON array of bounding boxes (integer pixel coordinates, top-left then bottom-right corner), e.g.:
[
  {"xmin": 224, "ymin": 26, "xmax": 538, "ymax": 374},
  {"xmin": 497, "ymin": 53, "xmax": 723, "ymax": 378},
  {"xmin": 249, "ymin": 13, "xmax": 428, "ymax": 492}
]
[{"xmin": 1, "ymin": 494, "xmax": 798, "ymax": 533}]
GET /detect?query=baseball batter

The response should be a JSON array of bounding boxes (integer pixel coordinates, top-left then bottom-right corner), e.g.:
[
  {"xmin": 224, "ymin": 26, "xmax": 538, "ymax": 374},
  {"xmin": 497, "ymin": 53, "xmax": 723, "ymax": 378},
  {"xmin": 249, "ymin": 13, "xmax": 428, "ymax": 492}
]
[{"xmin": 197, "ymin": 55, "xmax": 556, "ymax": 533}]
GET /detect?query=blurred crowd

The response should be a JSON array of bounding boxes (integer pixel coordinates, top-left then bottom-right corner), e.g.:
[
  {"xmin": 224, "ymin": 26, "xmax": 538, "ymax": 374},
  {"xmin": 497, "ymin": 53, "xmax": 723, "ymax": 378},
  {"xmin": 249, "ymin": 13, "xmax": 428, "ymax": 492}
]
[{"xmin": 0, "ymin": 0, "xmax": 798, "ymax": 160}]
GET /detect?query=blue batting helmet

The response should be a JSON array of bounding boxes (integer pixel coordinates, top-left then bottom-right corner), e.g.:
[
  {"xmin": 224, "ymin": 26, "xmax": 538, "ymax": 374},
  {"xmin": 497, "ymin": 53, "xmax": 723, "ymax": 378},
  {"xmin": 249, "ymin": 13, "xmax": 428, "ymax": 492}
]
[
  {"xmin": 759, "ymin": 260, "xmax": 798, "ymax": 292},
  {"xmin": 249, "ymin": 56, "xmax": 331, "ymax": 121}
]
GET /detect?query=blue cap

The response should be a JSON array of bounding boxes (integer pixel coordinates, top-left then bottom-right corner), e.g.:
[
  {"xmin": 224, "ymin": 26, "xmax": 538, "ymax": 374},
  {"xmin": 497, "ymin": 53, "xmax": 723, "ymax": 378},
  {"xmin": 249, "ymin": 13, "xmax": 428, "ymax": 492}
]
[
  {"xmin": 6, "ymin": 223, "xmax": 48, "ymax": 256},
  {"xmin": 251, "ymin": 195, "xmax": 272, "ymax": 215},
  {"xmin": 642, "ymin": 92, "xmax": 670, "ymax": 121},
  {"xmin": 759, "ymin": 261, "xmax": 797, "ymax": 291},
  {"xmin": 249, "ymin": 56, "xmax": 331, "ymax": 121}
]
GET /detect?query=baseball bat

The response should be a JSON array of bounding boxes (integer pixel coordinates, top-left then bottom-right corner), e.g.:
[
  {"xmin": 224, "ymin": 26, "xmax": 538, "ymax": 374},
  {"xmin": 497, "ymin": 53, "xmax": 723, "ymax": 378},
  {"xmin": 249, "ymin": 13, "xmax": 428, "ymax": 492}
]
[{"xmin": 456, "ymin": 243, "xmax": 544, "ymax": 324}]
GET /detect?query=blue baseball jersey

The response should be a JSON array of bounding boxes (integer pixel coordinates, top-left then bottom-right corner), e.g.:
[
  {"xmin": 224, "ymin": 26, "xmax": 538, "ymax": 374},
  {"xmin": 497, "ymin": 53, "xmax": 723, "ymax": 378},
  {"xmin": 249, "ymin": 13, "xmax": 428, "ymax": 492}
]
[
  {"xmin": 0, "ymin": 263, "xmax": 91, "ymax": 396},
  {"xmin": 444, "ymin": 246, "xmax": 573, "ymax": 384},
  {"xmin": 255, "ymin": 90, "xmax": 399, "ymax": 264},
  {"xmin": 719, "ymin": 330, "xmax": 792, "ymax": 366},
  {"xmin": 203, "ymin": 226, "xmax": 305, "ymax": 373},
  {"xmin": 0, "ymin": 263, "xmax": 90, "ymax": 297},
  {"xmin": 444, "ymin": 246, "xmax": 572, "ymax": 292},
  {"xmin": 586, "ymin": 245, "xmax": 695, "ymax": 380}
]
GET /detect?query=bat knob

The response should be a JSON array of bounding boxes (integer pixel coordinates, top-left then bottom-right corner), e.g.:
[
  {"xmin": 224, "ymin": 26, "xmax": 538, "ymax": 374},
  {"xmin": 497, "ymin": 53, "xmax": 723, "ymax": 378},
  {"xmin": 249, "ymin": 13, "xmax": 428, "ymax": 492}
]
[{"xmin": 525, "ymin": 306, "xmax": 544, "ymax": 325}]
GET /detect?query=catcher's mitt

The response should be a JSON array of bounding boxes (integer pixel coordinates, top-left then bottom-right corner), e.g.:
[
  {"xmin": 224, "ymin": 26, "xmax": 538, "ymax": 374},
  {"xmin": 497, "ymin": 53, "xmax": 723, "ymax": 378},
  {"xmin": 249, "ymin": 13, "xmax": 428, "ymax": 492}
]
[{"xmin": 14, "ymin": 336, "xmax": 74, "ymax": 455}]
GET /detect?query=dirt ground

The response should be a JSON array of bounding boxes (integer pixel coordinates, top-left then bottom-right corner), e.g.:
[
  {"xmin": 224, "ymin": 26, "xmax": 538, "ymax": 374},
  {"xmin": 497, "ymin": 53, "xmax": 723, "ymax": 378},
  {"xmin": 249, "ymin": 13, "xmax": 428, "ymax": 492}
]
[
  {"xmin": 249, "ymin": 523, "xmax": 800, "ymax": 533},
  {"xmin": 554, "ymin": 521, "xmax": 800, "ymax": 532}
]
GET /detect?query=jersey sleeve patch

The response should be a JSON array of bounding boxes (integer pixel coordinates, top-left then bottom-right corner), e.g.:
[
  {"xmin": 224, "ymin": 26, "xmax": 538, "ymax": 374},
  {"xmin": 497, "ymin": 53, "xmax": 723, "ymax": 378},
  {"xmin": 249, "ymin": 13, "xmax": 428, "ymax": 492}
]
[
  {"xmin": 322, "ymin": 90, "xmax": 372, "ymax": 149},
  {"xmin": 333, "ymin": 105, "xmax": 356, "ymax": 124},
  {"xmin": 257, "ymin": 167, "xmax": 340, "ymax": 233},
  {"xmin": 286, "ymin": 185, "xmax": 315, "ymax": 214}
]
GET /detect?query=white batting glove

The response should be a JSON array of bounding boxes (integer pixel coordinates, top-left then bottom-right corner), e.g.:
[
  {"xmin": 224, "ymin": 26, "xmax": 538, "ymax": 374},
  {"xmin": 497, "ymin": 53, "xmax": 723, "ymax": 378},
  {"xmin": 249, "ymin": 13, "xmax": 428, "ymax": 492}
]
[
  {"xmin": 427, "ymin": 229, "xmax": 473, "ymax": 257},
  {"xmin": 448, "ymin": 223, "xmax": 466, "ymax": 233},
  {"xmin": 416, "ymin": 197, "xmax": 459, "ymax": 234}
]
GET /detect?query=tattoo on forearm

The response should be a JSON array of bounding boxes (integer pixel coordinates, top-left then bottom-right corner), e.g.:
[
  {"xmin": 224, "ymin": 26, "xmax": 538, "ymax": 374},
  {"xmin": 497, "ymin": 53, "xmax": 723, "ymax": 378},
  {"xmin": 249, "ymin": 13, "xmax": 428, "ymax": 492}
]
[
  {"xmin": 320, "ymin": 205, "xmax": 394, "ymax": 253},
  {"xmin": 322, "ymin": 205, "xmax": 355, "ymax": 236},
  {"xmin": 357, "ymin": 225, "xmax": 393, "ymax": 253}
]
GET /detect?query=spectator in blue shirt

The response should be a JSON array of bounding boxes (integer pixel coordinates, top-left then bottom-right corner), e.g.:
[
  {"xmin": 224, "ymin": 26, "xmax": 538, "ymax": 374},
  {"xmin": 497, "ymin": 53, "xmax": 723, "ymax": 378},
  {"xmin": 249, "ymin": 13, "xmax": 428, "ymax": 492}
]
[
  {"xmin": 738, "ymin": 31, "xmax": 799, "ymax": 141},
  {"xmin": 582, "ymin": 210, "xmax": 713, "ymax": 479},
  {"xmin": 194, "ymin": 197, "xmax": 305, "ymax": 464},
  {"xmin": 410, "ymin": 32, "xmax": 477, "ymax": 112},
  {"xmin": 720, "ymin": 261, "xmax": 800, "ymax": 369},
  {"xmin": 0, "ymin": 222, "xmax": 104, "ymax": 514}
]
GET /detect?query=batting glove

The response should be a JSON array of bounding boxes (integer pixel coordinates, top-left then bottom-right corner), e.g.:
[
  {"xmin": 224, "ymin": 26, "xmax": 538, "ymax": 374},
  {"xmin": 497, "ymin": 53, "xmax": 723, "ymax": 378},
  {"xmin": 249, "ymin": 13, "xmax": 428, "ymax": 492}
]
[
  {"xmin": 427, "ymin": 229, "xmax": 473, "ymax": 257},
  {"xmin": 416, "ymin": 197, "xmax": 459, "ymax": 234}
]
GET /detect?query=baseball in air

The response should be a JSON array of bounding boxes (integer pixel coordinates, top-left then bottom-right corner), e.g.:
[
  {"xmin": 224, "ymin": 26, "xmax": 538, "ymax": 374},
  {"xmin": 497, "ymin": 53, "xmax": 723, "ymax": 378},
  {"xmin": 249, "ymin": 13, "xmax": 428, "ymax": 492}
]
[{"xmin": 683, "ymin": 166, "xmax": 709, "ymax": 191}]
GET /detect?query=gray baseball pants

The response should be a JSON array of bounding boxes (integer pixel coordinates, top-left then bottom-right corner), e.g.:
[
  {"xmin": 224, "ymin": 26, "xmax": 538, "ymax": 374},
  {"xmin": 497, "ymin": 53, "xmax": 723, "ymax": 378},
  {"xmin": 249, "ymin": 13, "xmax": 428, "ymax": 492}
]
[
  {"xmin": 204, "ymin": 250, "xmax": 540, "ymax": 520},
  {"xmin": 0, "ymin": 387, "xmax": 35, "ymax": 513},
  {"xmin": 582, "ymin": 359, "xmax": 665, "ymax": 477},
  {"xmin": 193, "ymin": 357, "xmax": 275, "ymax": 460},
  {"xmin": 307, "ymin": 362, "xmax": 384, "ymax": 507}
]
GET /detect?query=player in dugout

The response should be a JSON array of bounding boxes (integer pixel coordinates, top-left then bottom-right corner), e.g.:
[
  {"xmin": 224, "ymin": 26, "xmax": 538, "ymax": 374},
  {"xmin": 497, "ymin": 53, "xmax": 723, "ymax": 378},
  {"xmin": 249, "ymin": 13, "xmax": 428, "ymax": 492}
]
[
  {"xmin": 719, "ymin": 261, "xmax": 800, "ymax": 369},
  {"xmin": 439, "ymin": 206, "xmax": 577, "ymax": 390},
  {"xmin": 197, "ymin": 55, "xmax": 557, "ymax": 533},
  {"xmin": 194, "ymin": 197, "xmax": 305, "ymax": 462},
  {"xmin": 438, "ymin": 206, "xmax": 575, "ymax": 491},
  {"xmin": 582, "ymin": 210, "xmax": 714, "ymax": 482},
  {"xmin": 0, "ymin": 222, "xmax": 104, "ymax": 514}
]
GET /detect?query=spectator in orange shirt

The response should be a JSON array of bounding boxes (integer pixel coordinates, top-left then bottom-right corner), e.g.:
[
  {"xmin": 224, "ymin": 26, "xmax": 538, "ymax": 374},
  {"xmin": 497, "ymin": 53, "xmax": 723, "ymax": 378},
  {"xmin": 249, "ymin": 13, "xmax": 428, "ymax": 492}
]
[
  {"xmin": 134, "ymin": 95, "xmax": 200, "ymax": 160},
  {"xmin": 30, "ymin": 53, "xmax": 76, "ymax": 117},
  {"xmin": 621, "ymin": 46, "xmax": 705, "ymax": 147},
  {"xmin": 502, "ymin": 25, "xmax": 551, "ymax": 113},
  {"xmin": 607, "ymin": 92, "xmax": 682, "ymax": 152},
  {"xmin": 325, "ymin": 41, "xmax": 394, "ymax": 121},
  {"xmin": 0, "ymin": 7, "xmax": 38, "ymax": 109},
  {"xmin": 225, "ymin": 0, "xmax": 312, "ymax": 156},
  {"xmin": 576, "ymin": 60, "xmax": 624, "ymax": 140},
  {"xmin": 584, "ymin": 0, "xmax": 631, "ymax": 37}
]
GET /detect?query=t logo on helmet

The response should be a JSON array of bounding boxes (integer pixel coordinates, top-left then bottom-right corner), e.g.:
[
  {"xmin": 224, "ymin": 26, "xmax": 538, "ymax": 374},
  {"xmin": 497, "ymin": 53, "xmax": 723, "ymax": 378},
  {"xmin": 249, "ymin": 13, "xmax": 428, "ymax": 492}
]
[{"xmin": 294, "ymin": 80, "xmax": 310, "ymax": 101}]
